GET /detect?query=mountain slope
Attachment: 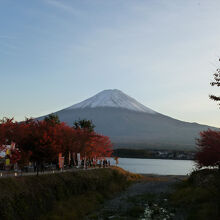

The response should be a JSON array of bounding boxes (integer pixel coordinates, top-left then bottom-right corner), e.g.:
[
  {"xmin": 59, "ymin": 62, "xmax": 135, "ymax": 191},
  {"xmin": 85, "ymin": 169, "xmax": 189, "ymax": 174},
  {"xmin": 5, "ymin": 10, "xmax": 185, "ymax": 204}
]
[
  {"xmin": 38, "ymin": 89, "xmax": 217, "ymax": 150},
  {"xmin": 67, "ymin": 89, "xmax": 156, "ymax": 114}
]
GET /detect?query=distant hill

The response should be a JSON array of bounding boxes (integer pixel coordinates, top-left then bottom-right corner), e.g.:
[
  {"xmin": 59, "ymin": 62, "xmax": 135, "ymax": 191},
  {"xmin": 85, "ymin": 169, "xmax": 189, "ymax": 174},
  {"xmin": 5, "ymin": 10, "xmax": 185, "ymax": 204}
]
[{"xmin": 37, "ymin": 89, "xmax": 217, "ymax": 150}]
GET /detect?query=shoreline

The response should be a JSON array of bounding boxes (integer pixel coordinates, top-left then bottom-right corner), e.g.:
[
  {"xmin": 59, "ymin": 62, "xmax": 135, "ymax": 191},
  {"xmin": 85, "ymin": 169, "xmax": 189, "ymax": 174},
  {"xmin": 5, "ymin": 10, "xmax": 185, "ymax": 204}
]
[
  {"xmin": 139, "ymin": 173, "xmax": 188, "ymax": 182},
  {"xmin": 140, "ymin": 173, "xmax": 188, "ymax": 178}
]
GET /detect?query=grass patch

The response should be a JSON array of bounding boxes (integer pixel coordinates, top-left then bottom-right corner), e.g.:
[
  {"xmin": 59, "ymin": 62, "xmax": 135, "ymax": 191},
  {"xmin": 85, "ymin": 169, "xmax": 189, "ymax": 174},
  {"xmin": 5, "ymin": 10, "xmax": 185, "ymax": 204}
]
[
  {"xmin": 0, "ymin": 167, "xmax": 142, "ymax": 220},
  {"xmin": 41, "ymin": 191, "xmax": 103, "ymax": 220},
  {"xmin": 170, "ymin": 169, "xmax": 220, "ymax": 219}
]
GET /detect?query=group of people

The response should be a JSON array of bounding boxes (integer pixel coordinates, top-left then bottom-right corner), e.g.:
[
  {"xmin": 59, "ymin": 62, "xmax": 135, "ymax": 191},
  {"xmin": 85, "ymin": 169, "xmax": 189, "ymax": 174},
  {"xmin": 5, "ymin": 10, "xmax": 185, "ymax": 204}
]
[
  {"xmin": 80, "ymin": 158, "xmax": 111, "ymax": 169},
  {"xmin": 4, "ymin": 158, "xmax": 112, "ymax": 173}
]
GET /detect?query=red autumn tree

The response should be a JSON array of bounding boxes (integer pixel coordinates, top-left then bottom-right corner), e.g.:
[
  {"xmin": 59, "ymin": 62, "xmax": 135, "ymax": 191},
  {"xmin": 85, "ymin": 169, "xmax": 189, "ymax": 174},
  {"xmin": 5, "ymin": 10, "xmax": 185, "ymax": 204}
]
[
  {"xmin": 86, "ymin": 134, "xmax": 113, "ymax": 158},
  {"xmin": 72, "ymin": 126, "xmax": 113, "ymax": 158},
  {"xmin": 0, "ymin": 118, "xmax": 23, "ymax": 167},
  {"xmin": 0, "ymin": 118, "xmax": 20, "ymax": 164},
  {"xmin": 73, "ymin": 128, "xmax": 93, "ymax": 154},
  {"xmin": 195, "ymin": 129, "xmax": 220, "ymax": 169},
  {"xmin": 16, "ymin": 119, "xmax": 63, "ymax": 173},
  {"xmin": 0, "ymin": 115, "xmax": 113, "ymax": 171},
  {"xmin": 9, "ymin": 148, "xmax": 21, "ymax": 164},
  {"xmin": 58, "ymin": 122, "xmax": 77, "ymax": 164},
  {"xmin": 0, "ymin": 118, "xmax": 17, "ymax": 148}
]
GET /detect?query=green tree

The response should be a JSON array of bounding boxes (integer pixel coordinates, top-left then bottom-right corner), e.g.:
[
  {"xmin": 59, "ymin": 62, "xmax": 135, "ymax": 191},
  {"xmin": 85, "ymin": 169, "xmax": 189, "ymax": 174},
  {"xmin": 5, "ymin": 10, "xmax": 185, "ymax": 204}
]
[
  {"xmin": 210, "ymin": 60, "xmax": 220, "ymax": 104},
  {"xmin": 73, "ymin": 119, "xmax": 95, "ymax": 132},
  {"xmin": 44, "ymin": 114, "xmax": 60, "ymax": 125}
]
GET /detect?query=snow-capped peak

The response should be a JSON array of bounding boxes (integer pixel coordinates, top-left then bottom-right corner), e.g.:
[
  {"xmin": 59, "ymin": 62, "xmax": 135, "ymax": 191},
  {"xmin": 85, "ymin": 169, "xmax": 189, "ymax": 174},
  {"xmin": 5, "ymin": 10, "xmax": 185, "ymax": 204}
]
[{"xmin": 67, "ymin": 89, "xmax": 156, "ymax": 114}]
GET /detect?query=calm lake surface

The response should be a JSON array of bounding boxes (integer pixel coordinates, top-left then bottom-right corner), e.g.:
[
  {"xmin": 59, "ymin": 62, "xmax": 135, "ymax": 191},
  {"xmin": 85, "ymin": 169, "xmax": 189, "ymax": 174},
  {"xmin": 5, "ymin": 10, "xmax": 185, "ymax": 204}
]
[{"xmin": 110, "ymin": 158, "xmax": 195, "ymax": 175}]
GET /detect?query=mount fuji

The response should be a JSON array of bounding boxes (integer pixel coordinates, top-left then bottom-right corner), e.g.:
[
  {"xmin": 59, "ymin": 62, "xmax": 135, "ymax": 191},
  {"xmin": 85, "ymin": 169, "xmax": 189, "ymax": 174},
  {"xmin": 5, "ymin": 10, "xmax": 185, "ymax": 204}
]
[
  {"xmin": 67, "ymin": 89, "xmax": 156, "ymax": 114},
  {"xmin": 38, "ymin": 89, "xmax": 216, "ymax": 150}
]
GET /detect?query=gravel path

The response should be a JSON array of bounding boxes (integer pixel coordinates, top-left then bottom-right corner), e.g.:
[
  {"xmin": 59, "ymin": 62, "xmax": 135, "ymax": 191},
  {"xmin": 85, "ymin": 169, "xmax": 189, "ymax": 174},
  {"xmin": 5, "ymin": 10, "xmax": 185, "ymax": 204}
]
[{"xmin": 88, "ymin": 175, "xmax": 187, "ymax": 220}]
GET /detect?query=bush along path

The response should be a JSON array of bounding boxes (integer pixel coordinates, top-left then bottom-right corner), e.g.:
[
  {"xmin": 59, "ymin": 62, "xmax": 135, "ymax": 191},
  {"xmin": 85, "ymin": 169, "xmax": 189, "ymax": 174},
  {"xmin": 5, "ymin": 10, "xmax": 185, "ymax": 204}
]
[
  {"xmin": 87, "ymin": 175, "xmax": 187, "ymax": 220},
  {"xmin": 170, "ymin": 169, "xmax": 220, "ymax": 220}
]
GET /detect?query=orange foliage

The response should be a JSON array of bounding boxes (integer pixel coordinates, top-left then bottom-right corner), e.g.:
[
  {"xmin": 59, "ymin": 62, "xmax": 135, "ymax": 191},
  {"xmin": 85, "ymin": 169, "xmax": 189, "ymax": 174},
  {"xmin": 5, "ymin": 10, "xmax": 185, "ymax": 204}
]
[{"xmin": 0, "ymin": 117, "xmax": 113, "ymax": 165}]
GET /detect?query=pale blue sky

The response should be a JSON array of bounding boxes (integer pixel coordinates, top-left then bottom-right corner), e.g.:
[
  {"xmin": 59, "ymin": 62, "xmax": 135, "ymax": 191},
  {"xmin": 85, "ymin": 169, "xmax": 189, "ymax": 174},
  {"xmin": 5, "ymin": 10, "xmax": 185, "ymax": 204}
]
[{"xmin": 1, "ymin": 0, "xmax": 220, "ymax": 127}]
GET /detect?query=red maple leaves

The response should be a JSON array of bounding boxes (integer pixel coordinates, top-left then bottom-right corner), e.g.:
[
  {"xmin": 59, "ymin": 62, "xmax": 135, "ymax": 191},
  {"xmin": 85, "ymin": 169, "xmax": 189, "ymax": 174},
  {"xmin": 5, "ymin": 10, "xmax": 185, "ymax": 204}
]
[
  {"xmin": 195, "ymin": 129, "xmax": 220, "ymax": 169},
  {"xmin": 0, "ymin": 118, "xmax": 113, "ymax": 166}
]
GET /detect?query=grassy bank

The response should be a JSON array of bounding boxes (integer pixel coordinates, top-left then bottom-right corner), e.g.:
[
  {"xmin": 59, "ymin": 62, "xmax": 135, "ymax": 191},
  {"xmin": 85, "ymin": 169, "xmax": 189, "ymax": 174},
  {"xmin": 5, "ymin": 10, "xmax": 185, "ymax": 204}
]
[
  {"xmin": 0, "ymin": 167, "xmax": 142, "ymax": 220},
  {"xmin": 171, "ymin": 169, "xmax": 220, "ymax": 219}
]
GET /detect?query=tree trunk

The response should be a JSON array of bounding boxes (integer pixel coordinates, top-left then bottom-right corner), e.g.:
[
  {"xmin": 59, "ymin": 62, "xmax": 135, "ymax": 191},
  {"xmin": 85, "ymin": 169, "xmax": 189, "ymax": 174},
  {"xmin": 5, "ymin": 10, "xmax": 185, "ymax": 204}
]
[{"xmin": 36, "ymin": 162, "xmax": 39, "ymax": 176}]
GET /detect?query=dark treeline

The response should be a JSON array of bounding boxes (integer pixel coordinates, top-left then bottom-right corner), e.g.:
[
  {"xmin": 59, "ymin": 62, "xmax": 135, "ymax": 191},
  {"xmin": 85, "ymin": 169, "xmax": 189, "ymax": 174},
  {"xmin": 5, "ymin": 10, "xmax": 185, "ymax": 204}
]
[{"xmin": 113, "ymin": 149, "xmax": 195, "ymax": 160}]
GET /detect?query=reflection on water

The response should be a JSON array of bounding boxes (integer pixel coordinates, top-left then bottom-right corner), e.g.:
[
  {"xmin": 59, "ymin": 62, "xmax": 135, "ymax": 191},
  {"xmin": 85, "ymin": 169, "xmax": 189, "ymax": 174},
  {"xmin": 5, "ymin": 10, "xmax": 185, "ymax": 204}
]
[{"xmin": 110, "ymin": 158, "xmax": 195, "ymax": 175}]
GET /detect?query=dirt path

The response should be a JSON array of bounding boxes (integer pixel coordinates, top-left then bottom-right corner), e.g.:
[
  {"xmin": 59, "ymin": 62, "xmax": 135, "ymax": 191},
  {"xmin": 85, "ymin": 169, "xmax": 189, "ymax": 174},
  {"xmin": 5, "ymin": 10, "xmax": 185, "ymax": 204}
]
[{"xmin": 88, "ymin": 175, "xmax": 187, "ymax": 220}]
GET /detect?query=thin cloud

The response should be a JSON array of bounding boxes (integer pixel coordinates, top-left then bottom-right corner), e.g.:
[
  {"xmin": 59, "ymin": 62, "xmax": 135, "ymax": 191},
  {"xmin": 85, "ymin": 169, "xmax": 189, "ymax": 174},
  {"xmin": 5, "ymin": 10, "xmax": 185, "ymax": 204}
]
[{"xmin": 45, "ymin": 0, "xmax": 81, "ymax": 16}]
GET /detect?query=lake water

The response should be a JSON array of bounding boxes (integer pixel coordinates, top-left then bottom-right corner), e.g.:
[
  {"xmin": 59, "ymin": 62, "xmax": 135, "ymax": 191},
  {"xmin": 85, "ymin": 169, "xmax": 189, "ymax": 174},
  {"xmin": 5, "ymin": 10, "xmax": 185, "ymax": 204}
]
[{"xmin": 110, "ymin": 158, "xmax": 195, "ymax": 175}]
